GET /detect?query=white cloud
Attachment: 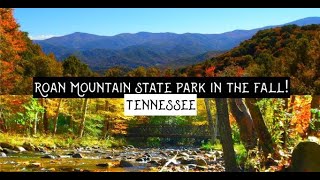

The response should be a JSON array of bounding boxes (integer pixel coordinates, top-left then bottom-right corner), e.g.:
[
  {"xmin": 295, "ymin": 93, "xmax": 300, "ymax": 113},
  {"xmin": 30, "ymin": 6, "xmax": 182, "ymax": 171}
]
[{"xmin": 29, "ymin": 34, "xmax": 60, "ymax": 40}]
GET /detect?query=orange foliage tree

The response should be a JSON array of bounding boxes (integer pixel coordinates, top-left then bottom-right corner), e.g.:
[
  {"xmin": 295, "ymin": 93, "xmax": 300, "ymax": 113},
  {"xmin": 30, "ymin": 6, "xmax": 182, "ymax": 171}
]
[{"xmin": 0, "ymin": 8, "xmax": 26, "ymax": 94}]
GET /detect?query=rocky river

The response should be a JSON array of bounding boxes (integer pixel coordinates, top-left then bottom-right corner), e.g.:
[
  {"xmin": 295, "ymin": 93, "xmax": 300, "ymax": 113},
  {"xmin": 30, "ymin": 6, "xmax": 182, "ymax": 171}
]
[{"xmin": 0, "ymin": 143, "xmax": 225, "ymax": 172}]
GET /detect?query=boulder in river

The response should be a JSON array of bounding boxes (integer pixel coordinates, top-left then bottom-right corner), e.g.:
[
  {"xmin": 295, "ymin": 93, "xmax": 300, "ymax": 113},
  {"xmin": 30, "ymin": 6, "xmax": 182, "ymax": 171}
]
[
  {"xmin": 119, "ymin": 160, "xmax": 134, "ymax": 167},
  {"xmin": 14, "ymin": 146, "xmax": 26, "ymax": 152},
  {"xmin": 0, "ymin": 152, "xmax": 6, "ymax": 157},
  {"xmin": 22, "ymin": 142, "xmax": 36, "ymax": 151},
  {"xmin": 289, "ymin": 141, "xmax": 320, "ymax": 172},
  {"xmin": 0, "ymin": 142, "xmax": 14, "ymax": 150},
  {"xmin": 72, "ymin": 153, "xmax": 84, "ymax": 158}
]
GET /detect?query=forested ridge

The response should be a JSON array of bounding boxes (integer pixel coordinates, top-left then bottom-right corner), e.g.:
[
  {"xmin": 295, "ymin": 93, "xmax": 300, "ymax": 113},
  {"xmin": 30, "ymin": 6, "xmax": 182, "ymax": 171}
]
[
  {"xmin": 179, "ymin": 25, "xmax": 320, "ymax": 94},
  {"xmin": 0, "ymin": 8, "xmax": 320, "ymax": 172}
]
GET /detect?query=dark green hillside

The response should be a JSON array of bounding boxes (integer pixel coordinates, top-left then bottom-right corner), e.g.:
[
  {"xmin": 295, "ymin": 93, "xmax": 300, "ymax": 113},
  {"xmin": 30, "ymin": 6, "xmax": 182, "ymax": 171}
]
[{"xmin": 180, "ymin": 25, "xmax": 320, "ymax": 94}]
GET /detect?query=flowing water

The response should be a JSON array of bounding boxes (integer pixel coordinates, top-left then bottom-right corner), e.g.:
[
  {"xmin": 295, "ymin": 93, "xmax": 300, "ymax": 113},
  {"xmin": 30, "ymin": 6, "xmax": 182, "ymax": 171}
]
[{"xmin": 0, "ymin": 147, "xmax": 225, "ymax": 172}]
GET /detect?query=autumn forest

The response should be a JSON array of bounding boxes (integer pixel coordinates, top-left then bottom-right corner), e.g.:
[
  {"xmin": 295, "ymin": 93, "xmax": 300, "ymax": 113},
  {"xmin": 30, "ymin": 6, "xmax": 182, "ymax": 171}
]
[{"xmin": 0, "ymin": 8, "xmax": 320, "ymax": 172}]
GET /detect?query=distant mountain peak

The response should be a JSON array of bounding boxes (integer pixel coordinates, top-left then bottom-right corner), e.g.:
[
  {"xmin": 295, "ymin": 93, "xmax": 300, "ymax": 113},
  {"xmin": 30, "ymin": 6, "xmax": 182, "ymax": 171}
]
[
  {"xmin": 35, "ymin": 17, "xmax": 320, "ymax": 72},
  {"xmin": 285, "ymin": 17, "xmax": 320, "ymax": 26}
]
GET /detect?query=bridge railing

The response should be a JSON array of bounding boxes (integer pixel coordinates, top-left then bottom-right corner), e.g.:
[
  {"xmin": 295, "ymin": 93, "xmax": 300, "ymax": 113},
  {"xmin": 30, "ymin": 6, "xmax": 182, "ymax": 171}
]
[{"xmin": 114, "ymin": 124, "xmax": 211, "ymax": 138}]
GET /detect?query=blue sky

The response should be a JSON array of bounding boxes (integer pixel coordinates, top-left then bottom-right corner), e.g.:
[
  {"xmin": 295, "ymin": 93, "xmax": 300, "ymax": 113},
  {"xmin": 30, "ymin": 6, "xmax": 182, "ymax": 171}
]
[{"xmin": 14, "ymin": 8, "xmax": 320, "ymax": 40}]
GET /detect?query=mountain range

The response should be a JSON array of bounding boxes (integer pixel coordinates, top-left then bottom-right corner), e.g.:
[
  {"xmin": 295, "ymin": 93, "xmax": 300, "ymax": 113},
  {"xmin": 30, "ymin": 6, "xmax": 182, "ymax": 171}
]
[{"xmin": 35, "ymin": 17, "xmax": 320, "ymax": 72}]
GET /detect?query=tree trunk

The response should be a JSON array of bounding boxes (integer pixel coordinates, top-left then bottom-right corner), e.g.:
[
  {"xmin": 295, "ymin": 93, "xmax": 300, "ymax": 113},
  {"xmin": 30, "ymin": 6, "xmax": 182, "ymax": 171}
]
[
  {"xmin": 215, "ymin": 98, "xmax": 238, "ymax": 172},
  {"xmin": 79, "ymin": 98, "xmax": 89, "ymax": 138},
  {"xmin": 283, "ymin": 98, "xmax": 289, "ymax": 111},
  {"xmin": 308, "ymin": 95, "xmax": 320, "ymax": 136},
  {"xmin": 41, "ymin": 99, "xmax": 49, "ymax": 134},
  {"xmin": 288, "ymin": 96, "xmax": 296, "ymax": 114},
  {"xmin": 53, "ymin": 99, "xmax": 63, "ymax": 136},
  {"xmin": 245, "ymin": 98, "xmax": 274, "ymax": 157},
  {"xmin": 0, "ymin": 108, "xmax": 7, "ymax": 132},
  {"xmin": 102, "ymin": 100, "xmax": 110, "ymax": 139},
  {"xmin": 311, "ymin": 95, "xmax": 320, "ymax": 110},
  {"xmin": 229, "ymin": 98, "xmax": 257, "ymax": 151},
  {"xmin": 33, "ymin": 112, "xmax": 38, "ymax": 135},
  {"xmin": 204, "ymin": 98, "xmax": 216, "ymax": 143}
]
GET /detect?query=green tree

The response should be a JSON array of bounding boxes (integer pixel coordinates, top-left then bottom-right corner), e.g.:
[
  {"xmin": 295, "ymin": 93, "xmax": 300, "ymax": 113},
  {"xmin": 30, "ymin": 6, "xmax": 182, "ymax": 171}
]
[{"xmin": 62, "ymin": 55, "xmax": 93, "ymax": 77}]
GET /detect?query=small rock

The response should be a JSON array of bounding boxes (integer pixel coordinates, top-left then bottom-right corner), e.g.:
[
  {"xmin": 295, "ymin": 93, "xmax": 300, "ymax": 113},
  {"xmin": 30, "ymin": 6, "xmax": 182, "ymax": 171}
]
[
  {"xmin": 0, "ymin": 152, "xmax": 6, "ymax": 157},
  {"xmin": 145, "ymin": 157, "xmax": 151, "ymax": 162},
  {"xmin": 213, "ymin": 151, "xmax": 222, "ymax": 157},
  {"xmin": 187, "ymin": 164, "xmax": 197, "ymax": 169},
  {"xmin": 22, "ymin": 142, "xmax": 36, "ymax": 151},
  {"xmin": 48, "ymin": 168, "xmax": 56, "ymax": 172},
  {"xmin": 60, "ymin": 167, "xmax": 74, "ymax": 172},
  {"xmin": 41, "ymin": 154, "xmax": 56, "ymax": 159},
  {"xmin": 196, "ymin": 165, "xmax": 208, "ymax": 171},
  {"xmin": 94, "ymin": 150, "xmax": 105, "ymax": 154},
  {"xmin": 127, "ymin": 145, "xmax": 135, "ymax": 149},
  {"xmin": 149, "ymin": 160, "xmax": 160, "ymax": 166},
  {"xmin": 35, "ymin": 146, "xmax": 46, "ymax": 153},
  {"xmin": 196, "ymin": 158, "xmax": 207, "ymax": 166},
  {"xmin": 72, "ymin": 153, "xmax": 83, "ymax": 158},
  {"xmin": 159, "ymin": 151, "xmax": 167, "ymax": 157},
  {"xmin": 168, "ymin": 150, "xmax": 175, "ymax": 156},
  {"xmin": 0, "ymin": 146, "xmax": 3, "ymax": 152},
  {"xmin": 180, "ymin": 158, "xmax": 197, "ymax": 165},
  {"xmin": 180, "ymin": 165, "xmax": 189, "ymax": 171},
  {"xmin": 14, "ymin": 146, "xmax": 26, "ymax": 152},
  {"xmin": 151, "ymin": 157, "xmax": 162, "ymax": 161},
  {"xmin": 0, "ymin": 142, "xmax": 14, "ymax": 150},
  {"xmin": 136, "ymin": 157, "xmax": 145, "ymax": 162},
  {"xmin": 119, "ymin": 160, "xmax": 134, "ymax": 167},
  {"xmin": 27, "ymin": 162, "xmax": 41, "ymax": 168},
  {"xmin": 92, "ymin": 145, "xmax": 100, "ymax": 149},
  {"xmin": 2, "ymin": 148, "xmax": 18, "ymax": 154},
  {"xmin": 73, "ymin": 168, "xmax": 83, "ymax": 172},
  {"xmin": 66, "ymin": 152, "xmax": 75, "ymax": 156},
  {"xmin": 191, "ymin": 151, "xmax": 198, "ymax": 155},
  {"xmin": 159, "ymin": 159, "xmax": 168, "ymax": 166},
  {"xmin": 58, "ymin": 155, "xmax": 69, "ymax": 158},
  {"xmin": 104, "ymin": 156, "xmax": 113, "ymax": 159},
  {"xmin": 178, "ymin": 152, "xmax": 189, "ymax": 158},
  {"xmin": 96, "ymin": 163, "xmax": 109, "ymax": 168},
  {"xmin": 45, "ymin": 145, "xmax": 56, "ymax": 150},
  {"xmin": 144, "ymin": 153, "xmax": 151, "ymax": 157}
]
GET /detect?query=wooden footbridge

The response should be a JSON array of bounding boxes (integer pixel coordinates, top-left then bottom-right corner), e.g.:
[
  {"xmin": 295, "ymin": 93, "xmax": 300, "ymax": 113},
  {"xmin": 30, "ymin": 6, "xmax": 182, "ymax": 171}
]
[{"xmin": 114, "ymin": 125, "xmax": 212, "ymax": 139}]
